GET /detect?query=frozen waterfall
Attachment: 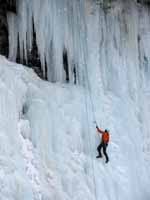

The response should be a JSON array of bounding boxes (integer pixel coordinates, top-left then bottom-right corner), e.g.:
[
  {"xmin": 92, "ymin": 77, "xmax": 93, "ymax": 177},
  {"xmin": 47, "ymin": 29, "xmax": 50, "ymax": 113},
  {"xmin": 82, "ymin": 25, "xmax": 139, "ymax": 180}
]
[
  {"xmin": 3, "ymin": 0, "xmax": 150, "ymax": 199},
  {"xmin": 7, "ymin": 0, "xmax": 150, "ymax": 88}
]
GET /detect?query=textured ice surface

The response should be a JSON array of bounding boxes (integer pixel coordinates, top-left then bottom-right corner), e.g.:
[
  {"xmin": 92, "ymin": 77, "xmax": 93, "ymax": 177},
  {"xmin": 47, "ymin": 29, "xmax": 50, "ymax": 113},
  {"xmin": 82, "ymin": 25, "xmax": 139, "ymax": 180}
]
[
  {"xmin": 7, "ymin": 0, "xmax": 150, "ymax": 86},
  {"xmin": 0, "ymin": 53, "xmax": 150, "ymax": 200},
  {"xmin": 2, "ymin": 0, "xmax": 150, "ymax": 199}
]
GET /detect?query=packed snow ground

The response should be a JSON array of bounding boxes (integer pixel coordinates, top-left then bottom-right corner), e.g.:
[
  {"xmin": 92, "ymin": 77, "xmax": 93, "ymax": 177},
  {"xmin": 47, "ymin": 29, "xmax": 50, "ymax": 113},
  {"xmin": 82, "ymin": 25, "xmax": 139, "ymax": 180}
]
[{"xmin": 0, "ymin": 56, "xmax": 150, "ymax": 200}]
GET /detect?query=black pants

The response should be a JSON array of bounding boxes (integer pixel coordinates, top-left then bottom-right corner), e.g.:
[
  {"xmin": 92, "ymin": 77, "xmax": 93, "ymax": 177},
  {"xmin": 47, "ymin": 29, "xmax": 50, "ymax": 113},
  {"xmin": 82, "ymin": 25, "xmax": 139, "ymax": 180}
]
[{"xmin": 97, "ymin": 142, "xmax": 109, "ymax": 162}]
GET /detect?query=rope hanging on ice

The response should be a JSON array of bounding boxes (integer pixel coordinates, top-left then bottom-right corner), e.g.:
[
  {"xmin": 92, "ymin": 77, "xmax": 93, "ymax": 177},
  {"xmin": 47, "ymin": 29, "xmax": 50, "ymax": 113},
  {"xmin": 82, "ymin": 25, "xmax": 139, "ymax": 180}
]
[
  {"xmin": 83, "ymin": 61, "xmax": 98, "ymax": 200},
  {"xmin": 81, "ymin": 6, "xmax": 98, "ymax": 197}
]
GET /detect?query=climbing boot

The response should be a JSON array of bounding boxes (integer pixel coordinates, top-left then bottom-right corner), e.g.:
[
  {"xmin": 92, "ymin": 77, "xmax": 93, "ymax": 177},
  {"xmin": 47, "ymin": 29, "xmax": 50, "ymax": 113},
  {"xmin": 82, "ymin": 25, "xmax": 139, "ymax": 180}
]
[{"xmin": 96, "ymin": 155, "xmax": 102, "ymax": 158}]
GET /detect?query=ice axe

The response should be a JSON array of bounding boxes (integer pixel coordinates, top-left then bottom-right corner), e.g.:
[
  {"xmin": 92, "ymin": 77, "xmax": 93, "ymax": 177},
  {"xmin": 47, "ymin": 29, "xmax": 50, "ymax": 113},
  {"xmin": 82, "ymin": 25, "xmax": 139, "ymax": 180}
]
[{"xmin": 93, "ymin": 120, "xmax": 98, "ymax": 127}]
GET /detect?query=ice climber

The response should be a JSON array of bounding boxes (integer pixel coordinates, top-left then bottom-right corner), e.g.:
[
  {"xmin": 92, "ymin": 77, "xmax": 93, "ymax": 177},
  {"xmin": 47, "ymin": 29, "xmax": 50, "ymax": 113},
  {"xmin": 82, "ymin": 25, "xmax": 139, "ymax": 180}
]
[{"xmin": 96, "ymin": 125, "xmax": 109, "ymax": 163}]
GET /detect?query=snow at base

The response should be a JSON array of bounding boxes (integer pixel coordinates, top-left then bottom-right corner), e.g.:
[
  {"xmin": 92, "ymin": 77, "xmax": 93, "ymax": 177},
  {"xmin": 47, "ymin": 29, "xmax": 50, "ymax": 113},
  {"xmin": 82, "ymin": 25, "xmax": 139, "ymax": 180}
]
[{"xmin": 0, "ymin": 55, "xmax": 150, "ymax": 200}]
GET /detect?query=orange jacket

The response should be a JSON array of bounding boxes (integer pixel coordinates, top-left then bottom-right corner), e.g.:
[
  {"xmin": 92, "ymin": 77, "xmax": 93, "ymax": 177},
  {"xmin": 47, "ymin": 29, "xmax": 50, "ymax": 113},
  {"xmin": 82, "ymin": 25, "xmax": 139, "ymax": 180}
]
[{"xmin": 96, "ymin": 127, "xmax": 109, "ymax": 143}]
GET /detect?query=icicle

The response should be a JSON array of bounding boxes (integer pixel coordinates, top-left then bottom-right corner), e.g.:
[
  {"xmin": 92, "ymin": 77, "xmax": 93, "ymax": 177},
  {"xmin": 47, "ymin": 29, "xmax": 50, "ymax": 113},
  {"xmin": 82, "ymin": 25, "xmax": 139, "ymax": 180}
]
[{"xmin": 7, "ymin": 0, "xmax": 89, "ymax": 83}]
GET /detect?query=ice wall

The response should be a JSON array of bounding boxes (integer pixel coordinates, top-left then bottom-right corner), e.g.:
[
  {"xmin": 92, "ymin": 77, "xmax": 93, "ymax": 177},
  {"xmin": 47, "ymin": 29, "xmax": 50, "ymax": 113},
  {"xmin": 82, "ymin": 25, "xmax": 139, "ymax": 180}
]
[
  {"xmin": 6, "ymin": 0, "xmax": 150, "ymax": 199},
  {"xmin": 7, "ymin": 0, "xmax": 150, "ymax": 87},
  {"xmin": 7, "ymin": 0, "xmax": 88, "ymax": 83},
  {"xmin": 0, "ymin": 56, "xmax": 97, "ymax": 200}
]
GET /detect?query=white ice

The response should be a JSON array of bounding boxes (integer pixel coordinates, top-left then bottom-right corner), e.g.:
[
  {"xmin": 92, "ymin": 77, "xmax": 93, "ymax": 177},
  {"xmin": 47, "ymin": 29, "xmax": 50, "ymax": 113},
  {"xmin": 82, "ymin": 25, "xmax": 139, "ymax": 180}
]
[
  {"xmin": 0, "ymin": 52, "xmax": 150, "ymax": 200},
  {"xmin": 2, "ymin": 0, "xmax": 150, "ymax": 199}
]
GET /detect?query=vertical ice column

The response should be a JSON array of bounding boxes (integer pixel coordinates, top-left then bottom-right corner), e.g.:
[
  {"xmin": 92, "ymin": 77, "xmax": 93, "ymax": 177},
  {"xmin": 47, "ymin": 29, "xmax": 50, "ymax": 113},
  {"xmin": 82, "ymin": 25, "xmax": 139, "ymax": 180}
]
[{"xmin": 7, "ymin": 0, "xmax": 90, "ymax": 83}]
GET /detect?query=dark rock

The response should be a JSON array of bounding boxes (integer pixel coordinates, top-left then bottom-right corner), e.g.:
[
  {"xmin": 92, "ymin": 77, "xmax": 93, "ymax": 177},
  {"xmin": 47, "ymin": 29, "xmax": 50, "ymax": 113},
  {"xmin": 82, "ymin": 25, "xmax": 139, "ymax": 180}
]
[{"xmin": 0, "ymin": 0, "xmax": 16, "ymax": 56}]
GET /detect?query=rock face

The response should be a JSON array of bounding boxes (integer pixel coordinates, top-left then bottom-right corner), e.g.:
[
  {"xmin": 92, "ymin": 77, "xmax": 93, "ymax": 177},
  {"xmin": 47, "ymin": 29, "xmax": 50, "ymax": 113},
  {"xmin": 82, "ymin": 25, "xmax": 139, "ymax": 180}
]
[
  {"xmin": 137, "ymin": 0, "xmax": 150, "ymax": 4},
  {"xmin": 24, "ymin": 23, "xmax": 45, "ymax": 80},
  {"xmin": 0, "ymin": 0, "xmax": 16, "ymax": 56},
  {"xmin": 0, "ymin": 1, "xmax": 8, "ymax": 56}
]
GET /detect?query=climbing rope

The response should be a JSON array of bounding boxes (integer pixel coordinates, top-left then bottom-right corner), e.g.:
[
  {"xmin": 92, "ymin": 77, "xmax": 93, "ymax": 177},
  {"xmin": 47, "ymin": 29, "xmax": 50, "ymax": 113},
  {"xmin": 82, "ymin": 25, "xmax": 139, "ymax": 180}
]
[
  {"xmin": 83, "ymin": 86, "xmax": 98, "ymax": 200},
  {"xmin": 79, "ymin": 4, "xmax": 98, "ymax": 200},
  {"xmin": 83, "ymin": 62, "xmax": 98, "ymax": 200}
]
